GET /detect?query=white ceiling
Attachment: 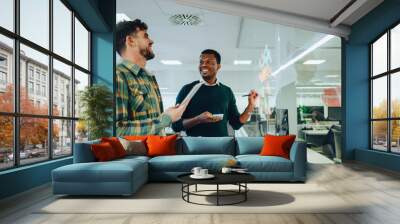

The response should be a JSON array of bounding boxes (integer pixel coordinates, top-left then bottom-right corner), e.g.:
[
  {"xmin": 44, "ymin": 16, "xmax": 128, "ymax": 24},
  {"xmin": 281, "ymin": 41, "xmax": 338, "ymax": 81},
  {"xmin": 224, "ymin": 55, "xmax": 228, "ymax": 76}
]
[
  {"xmin": 226, "ymin": 0, "xmax": 352, "ymax": 22},
  {"xmin": 116, "ymin": 0, "xmax": 377, "ymax": 107},
  {"xmin": 224, "ymin": 0, "xmax": 382, "ymax": 25}
]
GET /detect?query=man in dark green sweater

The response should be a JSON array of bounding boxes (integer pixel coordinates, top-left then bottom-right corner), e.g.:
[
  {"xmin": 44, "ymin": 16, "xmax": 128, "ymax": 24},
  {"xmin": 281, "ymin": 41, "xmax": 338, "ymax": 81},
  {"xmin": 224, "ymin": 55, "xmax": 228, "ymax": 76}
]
[{"xmin": 172, "ymin": 49, "xmax": 258, "ymax": 137}]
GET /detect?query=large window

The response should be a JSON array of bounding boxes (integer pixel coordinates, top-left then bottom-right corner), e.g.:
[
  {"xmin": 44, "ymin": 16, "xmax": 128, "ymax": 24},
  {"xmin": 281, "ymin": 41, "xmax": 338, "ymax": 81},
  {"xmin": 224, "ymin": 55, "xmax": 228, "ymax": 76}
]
[
  {"xmin": 0, "ymin": 0, "xmax": 91, "ymax": 171},
  {"xmin": 371, "ymin": 23, "xmax": 400, "ymax": 153}
]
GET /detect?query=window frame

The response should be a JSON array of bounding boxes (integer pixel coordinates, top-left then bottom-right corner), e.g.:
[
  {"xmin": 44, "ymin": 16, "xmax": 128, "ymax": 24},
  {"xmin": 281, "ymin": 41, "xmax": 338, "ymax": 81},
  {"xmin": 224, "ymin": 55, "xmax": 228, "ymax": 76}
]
[
  {"xmin": 370, "ymin": 20, "xmax": 400, "ymax": 154},
  {"xmin": 0, "ymin": 0, "xmax": 92, "ymax": 171}
]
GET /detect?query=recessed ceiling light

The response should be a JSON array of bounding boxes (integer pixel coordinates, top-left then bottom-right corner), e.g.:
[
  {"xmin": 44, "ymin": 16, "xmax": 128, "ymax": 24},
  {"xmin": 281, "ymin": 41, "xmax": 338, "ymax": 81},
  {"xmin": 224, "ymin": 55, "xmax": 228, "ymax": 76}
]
[
  {"xmin": 326, "ymin": 75, "xmax": 339, "ymax": 78},
  {"xmin": 160, "ymin": 60, "xmax": 182, "ymax": 65},
  {"xmin": 296, "ymin": 92, "xmax": 323, "ymax": 95},
  {"xmin": 116, "ymin": 13, "xmax": 131, "ymax": 22},
  {"xmin": 296, "ymin": 86, "xmax": 333, "ymax": 89},
  {"xmin": 303, "ymin": 60, "xmax": 326, "ymax": 65},
  {"xmin": 234, "ymin": 60, "xmax": 252, "ymax": 65},
  {"xmin": 314, "ymin": 82, "xmax": 341, "ymax": 86}
]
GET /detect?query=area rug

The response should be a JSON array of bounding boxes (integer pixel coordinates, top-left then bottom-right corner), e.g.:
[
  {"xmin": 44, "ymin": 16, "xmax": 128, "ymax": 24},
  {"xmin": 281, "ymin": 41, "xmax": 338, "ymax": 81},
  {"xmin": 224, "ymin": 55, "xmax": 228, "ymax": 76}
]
[{"xmin": 37, "ymin": 183, "xmax": 362, "ymax": 214}]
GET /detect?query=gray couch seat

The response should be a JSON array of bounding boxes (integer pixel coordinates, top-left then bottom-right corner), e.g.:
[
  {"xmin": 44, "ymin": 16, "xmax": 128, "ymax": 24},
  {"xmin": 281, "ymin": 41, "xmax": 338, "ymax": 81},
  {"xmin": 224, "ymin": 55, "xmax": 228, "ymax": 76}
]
[
  {"xmin": 235, "ymin": 155, "xmax": 293, "ymax": 172},
  {"xmin": 148, "ymin": 154, "xmax": 235, "ymax": 181},
  {"xmin": 149, "ymin": 154, "xmax": 235, "ymax": 172},
  {"xmin": 52, "ymin": 157, "xmax": 148, "ymax": 195}
]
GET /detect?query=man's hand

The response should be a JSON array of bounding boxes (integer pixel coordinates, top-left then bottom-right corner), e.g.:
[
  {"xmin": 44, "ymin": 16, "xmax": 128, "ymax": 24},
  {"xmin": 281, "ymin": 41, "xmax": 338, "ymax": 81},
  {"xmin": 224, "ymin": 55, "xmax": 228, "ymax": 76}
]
[
  {"xmin": 239, "ymin": 90, "xmax": 259, "ymax": 124},
  {"xmin": 247, "ymin": 89, "xmax": 259, "ymax": 109},
  {"xmin": 164, "ymin": 99, "xmax": 189, "ymax": 122},
  {"xmin": 196, "ymin": 111, "xmax": 222, "ymax": 124}
]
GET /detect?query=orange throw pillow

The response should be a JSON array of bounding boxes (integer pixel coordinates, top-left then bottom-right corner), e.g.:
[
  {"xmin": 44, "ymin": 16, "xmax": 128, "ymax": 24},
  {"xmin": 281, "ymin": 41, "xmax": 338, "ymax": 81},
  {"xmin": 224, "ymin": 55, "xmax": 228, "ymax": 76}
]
[
  {"xmin": 260, "ymin": 135, "xmax": 296, "ymax": 159},
  {"xmin": 146, "ymin": 135, "xmax": 177, "ymax": 157},
  {"xmin": 91, "ymin": 142, "xmax": 117, "ymax": 161},
  {"xmin": 101, "ymin": 137, "xmax": 126, "ymax": 158},
  {"xmin": 124, "ymin": 136, "xmax": 148, "ymax": 142}
]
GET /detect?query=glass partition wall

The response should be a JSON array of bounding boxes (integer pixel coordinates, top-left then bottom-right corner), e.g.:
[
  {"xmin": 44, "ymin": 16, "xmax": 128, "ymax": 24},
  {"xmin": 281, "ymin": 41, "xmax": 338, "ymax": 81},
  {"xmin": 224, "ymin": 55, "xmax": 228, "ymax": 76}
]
[
  {"xmin": 116, "ymin": 1, "xmax": 341, "ymax": 161},
  {"xmin": 0, "ymin": 0, "xmax": 91, "ymax": 171}
]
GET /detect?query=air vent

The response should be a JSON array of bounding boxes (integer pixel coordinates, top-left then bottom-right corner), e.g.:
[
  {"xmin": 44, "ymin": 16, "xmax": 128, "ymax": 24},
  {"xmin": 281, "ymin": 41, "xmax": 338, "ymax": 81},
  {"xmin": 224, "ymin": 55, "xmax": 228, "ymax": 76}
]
[{"xmin": 169, "ymin": 14, "xmax": 202, "ymax": 26}]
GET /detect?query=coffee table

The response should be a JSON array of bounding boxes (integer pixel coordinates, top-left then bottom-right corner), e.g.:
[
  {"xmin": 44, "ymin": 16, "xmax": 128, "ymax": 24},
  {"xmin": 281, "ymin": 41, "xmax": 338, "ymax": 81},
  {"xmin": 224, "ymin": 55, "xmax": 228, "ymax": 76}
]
[{"xmin": 177, "ymin": 172, "xmax": 255, "ymax": 206}]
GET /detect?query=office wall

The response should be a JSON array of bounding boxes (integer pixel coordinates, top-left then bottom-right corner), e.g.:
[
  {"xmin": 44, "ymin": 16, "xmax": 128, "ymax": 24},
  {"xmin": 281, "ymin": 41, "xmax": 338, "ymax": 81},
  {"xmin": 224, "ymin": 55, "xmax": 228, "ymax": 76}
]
[
  {"xmin": 344, "ymin": 0, "xmax": 400, "ymax": 170},
  {"xmin": 0, "ymin": 158, "xmax": 72, "ymax": 199},
  {"xmin": 0, "ymin": 0, "xmax": 116, "ymax": 200},
  {"xmin": 91, "ymin": 0, "xmax": 116, "ymax": 136}
]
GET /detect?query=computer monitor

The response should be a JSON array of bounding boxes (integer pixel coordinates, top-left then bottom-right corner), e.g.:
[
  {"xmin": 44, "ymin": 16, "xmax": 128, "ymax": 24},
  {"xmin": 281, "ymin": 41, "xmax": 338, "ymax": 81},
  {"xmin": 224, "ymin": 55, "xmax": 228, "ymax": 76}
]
[
  {"xmin": 297, "ymin": 106, "xmax": 324, "ymax": 123},
  {"xmin": 328, "ymin": 107, "xmax": 341, "ymax": 121}
]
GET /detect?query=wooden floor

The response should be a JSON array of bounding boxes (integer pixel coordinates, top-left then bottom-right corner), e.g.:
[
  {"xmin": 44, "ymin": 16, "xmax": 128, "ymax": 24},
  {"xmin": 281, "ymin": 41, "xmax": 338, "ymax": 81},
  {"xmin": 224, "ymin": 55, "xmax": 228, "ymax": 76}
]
[{"xmin": 1, "ymin": 160, "xmax": 400, "ymax": 224}]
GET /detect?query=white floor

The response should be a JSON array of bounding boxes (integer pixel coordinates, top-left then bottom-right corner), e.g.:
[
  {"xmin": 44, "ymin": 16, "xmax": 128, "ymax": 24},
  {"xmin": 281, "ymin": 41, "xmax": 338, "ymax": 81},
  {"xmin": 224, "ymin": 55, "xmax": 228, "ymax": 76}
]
[
  {"xmin": 4, "ymin": 150, "xmax": 400, "ymax": 224},
  {"xmin": 307, "ymin": 148, "xmax": 335, "ymax": 164}
]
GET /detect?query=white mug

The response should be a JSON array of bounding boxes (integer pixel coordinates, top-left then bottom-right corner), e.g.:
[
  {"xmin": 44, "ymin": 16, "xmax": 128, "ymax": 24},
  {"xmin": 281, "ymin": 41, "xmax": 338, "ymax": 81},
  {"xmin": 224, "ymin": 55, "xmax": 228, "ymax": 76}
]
[
  {"xmin": 221, "ymin": 167, "xmax": 232, "ymax": 174},
  {"xmin": 200, "ymin": 169, "xmax": 208, "ymax": 176},
  {"xmin": 191, "ymin": 167, "xmax": 202, "ymax": 176}
]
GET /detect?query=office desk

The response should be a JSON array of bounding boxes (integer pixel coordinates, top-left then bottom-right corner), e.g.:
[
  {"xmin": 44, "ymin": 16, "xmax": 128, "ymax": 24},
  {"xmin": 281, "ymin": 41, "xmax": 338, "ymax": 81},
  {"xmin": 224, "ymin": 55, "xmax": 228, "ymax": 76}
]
[{"xmin": 301, "ymin": 130, "xmax": 329, "ymax": 147}]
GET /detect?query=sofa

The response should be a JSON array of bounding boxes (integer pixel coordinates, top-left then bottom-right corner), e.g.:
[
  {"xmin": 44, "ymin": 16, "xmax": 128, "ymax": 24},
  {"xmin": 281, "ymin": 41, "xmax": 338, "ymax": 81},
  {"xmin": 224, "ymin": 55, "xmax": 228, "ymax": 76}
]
[{"xmin": 52, "ymin": 137, "xmax": 307, "ymax": 196}]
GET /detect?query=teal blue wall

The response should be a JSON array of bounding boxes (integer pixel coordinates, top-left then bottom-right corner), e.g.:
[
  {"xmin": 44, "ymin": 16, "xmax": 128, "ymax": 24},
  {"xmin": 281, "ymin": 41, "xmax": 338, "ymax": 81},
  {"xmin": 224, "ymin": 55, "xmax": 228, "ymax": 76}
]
[
  {"xmin": 91, "ymin": 0, "xmax": 116, "ymax": 136},
  {"xmin": 0, "ymin": 0, "xmax": 116, "ymax": 200},
  {"xmin": 0, "ymin": 158, "xmax": 72, "ymax": 199},
  {"xmin": 92, "ymin": 34, "xmax": 114, "ymax": 87},
  {"xmin": 345, "ymin": 0, "xmax": 400, "ymax": 171}
]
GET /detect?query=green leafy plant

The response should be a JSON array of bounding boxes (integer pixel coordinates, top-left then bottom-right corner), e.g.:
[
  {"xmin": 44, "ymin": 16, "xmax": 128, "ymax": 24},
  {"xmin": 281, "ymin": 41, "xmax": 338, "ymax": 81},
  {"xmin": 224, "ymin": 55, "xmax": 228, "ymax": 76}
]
[{"xmin": 79, "ymin": 84, "xmax": 113, "ymax": 140}]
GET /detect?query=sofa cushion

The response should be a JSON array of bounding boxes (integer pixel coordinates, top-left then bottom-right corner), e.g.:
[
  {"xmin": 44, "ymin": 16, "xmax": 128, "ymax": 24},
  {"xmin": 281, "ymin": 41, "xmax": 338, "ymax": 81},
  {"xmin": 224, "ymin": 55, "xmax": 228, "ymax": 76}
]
[
  {"xmin": 91, "ymin": 142, "xmax": 118, "ymax": 162},
  {"xmin": 260, "ymin": 135, "xmax": 296, "ymax": 159},
  {"xmin": 177, "ymin": 137, "xmax": 235, "ymax": 155},
  {"xmin": 124, "ymin": 135, "xmax": 148, "ymax": 142},
  {"xmin": 148, "ymin": 154, "xmax": 235, "ymax": 172},
  {"xmin": 236, "ymin": 155, "xmax": 293, "ymax": 172},
  {"xmin": 101, "ymin": 137, "xmax": 127, "ymax": 158},
  {"xmin": 53, "ymin": 158, "xmax": 147, "ymax": 183},
  {"xmin": 74, "ymin": 140, "xmax": 100, "ymax": 163},
  {"xmin": 147, "ymin": 135, "xmax": 178, "ymax": 157},
  {"xmin": 235, "ymin": 137, "xmax": 263, "ymax": 155},
  {"xmin": 119, "ymin": 138, "xmax": 147, "ymax": 156},
  {"xmin": 115, "ymin": 155, "xmax": 150, "ymax": 163}
]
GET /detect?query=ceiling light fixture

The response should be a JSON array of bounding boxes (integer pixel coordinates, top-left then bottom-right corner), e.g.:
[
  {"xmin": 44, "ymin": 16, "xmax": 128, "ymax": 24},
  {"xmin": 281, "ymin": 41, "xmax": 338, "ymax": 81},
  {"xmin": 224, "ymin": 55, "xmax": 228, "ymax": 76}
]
[
  {"xmin": 116, "ymin": 13, "xmax": 131, "ymax": 22},
  {"xmin": 296, "ymin": 86, "xmax": 333, "ymax": 89},
  {"xmin": 271, "ymin": 35, "xmax": 334, "ymax": 77},
  {"xmin": 303, "ymin": 59, "xmax": 326, "ymax": 65},
  {"xmin": 296, "ymin": 92, "xmax": 323, "ymax": 95},
  {"xmin": 326, "ymin": 75, "xmax": 339, "ymax": 78},
  {"xmin": 160, "ymin": 60, "xmax": 182, "ymax": 65},
  {"xmin": 314, "ymin": 82, "xmax": 341, "ymax": 86},
  {"xmin": 234, "ymin": 60, "xmax": 252, "ymax": 65}
]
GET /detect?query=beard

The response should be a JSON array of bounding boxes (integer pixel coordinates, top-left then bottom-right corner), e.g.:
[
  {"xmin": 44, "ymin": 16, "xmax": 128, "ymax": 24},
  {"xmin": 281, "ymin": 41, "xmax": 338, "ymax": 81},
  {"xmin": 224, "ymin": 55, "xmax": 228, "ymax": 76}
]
[
  {"xmin": 140, "ymin": 47, "xmax": 155, "ymax": 60},
  {"xmin": 200, "ymin": 68, "xmax": 212, "ymax": 79}
]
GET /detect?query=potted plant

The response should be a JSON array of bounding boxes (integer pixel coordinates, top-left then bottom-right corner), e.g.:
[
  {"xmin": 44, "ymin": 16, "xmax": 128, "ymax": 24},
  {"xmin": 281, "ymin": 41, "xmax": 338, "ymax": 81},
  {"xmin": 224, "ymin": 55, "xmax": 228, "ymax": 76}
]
[{"xmin": 79, "ymin": 84, "xmax": 113, "ymax": 140}]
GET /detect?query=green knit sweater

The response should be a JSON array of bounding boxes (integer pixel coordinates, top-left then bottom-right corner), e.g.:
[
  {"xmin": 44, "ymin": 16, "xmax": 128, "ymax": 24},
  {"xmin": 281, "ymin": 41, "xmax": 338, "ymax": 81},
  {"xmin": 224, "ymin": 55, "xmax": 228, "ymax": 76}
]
[{"xmin": 172, "ymin": 81, "xmax": 243, "ymax": 137}]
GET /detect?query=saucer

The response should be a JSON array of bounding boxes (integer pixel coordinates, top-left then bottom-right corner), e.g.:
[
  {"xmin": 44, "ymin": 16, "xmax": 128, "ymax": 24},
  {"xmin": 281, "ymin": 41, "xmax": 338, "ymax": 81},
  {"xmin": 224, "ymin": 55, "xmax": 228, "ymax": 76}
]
[
  {"xmin": 190, "ymin": 174, "xmax": 215, "ymax": 179},
  {"xmin": 212, "ymin": 114, "xmax": 224, "ymax": 119}
]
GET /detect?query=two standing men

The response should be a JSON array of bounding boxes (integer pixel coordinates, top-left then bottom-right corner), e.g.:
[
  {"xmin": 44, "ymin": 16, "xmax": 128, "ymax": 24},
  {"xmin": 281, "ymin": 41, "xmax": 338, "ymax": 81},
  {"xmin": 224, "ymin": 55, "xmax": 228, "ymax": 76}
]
[{"xmin": 115, "ymin": 19, "xmax": 258, "ymax": 136}]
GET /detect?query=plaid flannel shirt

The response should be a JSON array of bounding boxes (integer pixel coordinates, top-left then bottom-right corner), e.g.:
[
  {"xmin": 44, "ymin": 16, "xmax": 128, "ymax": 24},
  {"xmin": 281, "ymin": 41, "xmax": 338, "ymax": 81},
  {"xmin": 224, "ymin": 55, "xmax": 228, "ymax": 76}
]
[{"xmin": 115, "ymin": 60, "xmax": 171, "ymax": 136}]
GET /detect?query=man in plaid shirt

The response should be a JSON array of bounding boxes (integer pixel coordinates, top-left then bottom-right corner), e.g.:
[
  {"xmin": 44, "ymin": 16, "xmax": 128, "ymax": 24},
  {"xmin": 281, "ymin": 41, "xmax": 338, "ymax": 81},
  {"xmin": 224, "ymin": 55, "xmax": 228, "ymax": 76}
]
[{"xmin": 115, "ymin": 19, "xmax": 188, "ymax": 136}]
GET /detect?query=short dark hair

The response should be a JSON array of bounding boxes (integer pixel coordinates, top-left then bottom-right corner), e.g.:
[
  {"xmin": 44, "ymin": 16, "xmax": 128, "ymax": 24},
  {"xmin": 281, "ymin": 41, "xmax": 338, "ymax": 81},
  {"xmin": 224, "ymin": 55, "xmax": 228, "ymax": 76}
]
[
  {"xmin": 201, "ymin": 49, "xmax": 221, "ymax": 64},
  {"xmin": 116, "ymin": 19, "xmax": 148, "ymax": 55}
]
